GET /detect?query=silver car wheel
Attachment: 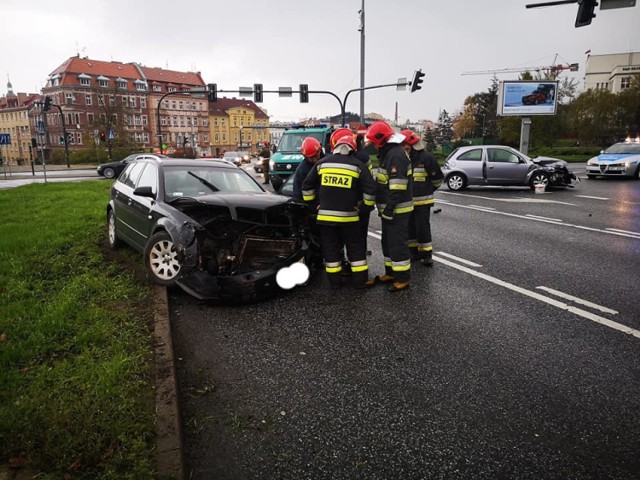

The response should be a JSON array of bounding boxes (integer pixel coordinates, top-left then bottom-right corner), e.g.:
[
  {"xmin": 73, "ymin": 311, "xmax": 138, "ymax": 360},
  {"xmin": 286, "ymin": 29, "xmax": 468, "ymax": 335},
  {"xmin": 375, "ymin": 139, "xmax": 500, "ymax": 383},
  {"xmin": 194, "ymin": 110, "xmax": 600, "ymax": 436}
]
[
  {"xmin": 146, "ymin": 232, "xmax": 181, "ymax": 285},
  {"xmin": 103, "ymin": 167, "xmax": 116, "ymax": 179},
  {"xmin": 447, "ymin": 174, "xmax": 466, "ymax": 191},
  {"xmin": 107, "ymin": 210, "xmax": 121, "ymax": 249},
  {"xmin": 529, "ymin": 173, "xmax": 549, "ymax": 190}
]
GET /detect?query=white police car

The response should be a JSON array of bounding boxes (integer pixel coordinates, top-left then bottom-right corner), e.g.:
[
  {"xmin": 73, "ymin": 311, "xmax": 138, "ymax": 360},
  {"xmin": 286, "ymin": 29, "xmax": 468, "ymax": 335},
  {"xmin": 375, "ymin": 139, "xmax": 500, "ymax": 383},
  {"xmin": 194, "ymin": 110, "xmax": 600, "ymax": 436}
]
[{"xmin": 586, "ymin": 139, "xmax": 640, "ymax": 179}]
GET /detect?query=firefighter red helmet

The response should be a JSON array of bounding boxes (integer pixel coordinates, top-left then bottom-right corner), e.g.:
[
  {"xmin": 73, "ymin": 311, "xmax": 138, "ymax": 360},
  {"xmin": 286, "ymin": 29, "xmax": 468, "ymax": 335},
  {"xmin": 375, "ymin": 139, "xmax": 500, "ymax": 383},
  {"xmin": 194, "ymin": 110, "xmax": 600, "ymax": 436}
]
[
  {"xmin": 366, "ymin": 121, "xmax": 395, "ymax": 148},
  {"xmin": 401, "ymin": 129, "xmax": 420, "ymax": 146},
  {"xmin": 300, "ymin": 137, "xmax": 322, "ymax": 158},
  {"xmin": 263, "ymin": 141, "xmax": 269, "ymax": 146},
  {"xmin": 330, "ymin": 128, "xmax": 356, "ymax": 151}
]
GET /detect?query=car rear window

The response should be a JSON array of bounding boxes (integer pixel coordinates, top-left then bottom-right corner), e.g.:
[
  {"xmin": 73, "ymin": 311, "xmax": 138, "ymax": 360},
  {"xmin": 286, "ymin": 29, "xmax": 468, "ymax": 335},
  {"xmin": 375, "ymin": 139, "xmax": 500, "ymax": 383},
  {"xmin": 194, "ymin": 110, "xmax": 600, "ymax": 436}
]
[{"xmin": 458, "ymin": 149, "xmax": 483, "ymax": 161}]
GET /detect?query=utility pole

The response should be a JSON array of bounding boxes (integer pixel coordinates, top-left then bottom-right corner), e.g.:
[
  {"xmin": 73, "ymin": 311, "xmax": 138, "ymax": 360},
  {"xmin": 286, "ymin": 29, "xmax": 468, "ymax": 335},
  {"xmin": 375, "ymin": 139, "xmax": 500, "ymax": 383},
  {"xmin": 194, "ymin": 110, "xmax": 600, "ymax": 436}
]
[{"xmin": 359, "ymin": 0, "xmax": 365, "ymax": 124}]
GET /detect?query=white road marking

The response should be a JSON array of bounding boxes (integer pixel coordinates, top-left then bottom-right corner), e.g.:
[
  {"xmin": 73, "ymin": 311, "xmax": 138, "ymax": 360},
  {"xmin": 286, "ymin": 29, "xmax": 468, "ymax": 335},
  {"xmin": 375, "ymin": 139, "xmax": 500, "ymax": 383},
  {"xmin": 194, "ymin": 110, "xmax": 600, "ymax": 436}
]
[
  {"xmin": 440, "ymin": 201, "xmax": 640, "ymax": 240},
  {"xmin": 469, "ymin": 205, "xmax": 497, "ymax": 210},
  {"xmin": 433, "ymin": 256, "xmax": 640, "ymax": 340},
  {"xmin": 576, "ymin": 195, "xmax": 610, "ymax": 200},
  {"xmin": 369, "ymin": 232, "xmax": 381, "ymax": 240},
  {"xmin": 434, "ymin": 251, "xmax": 483, "ymax": 268},
  {"xmin": 526, "ymin": 214, "xmax": 563, "ymax": 222},
  {"xmin": 606, "ymin": 228, "xmax": 640, "ymax": 237},
  {"xmin": 439, "ymin": 191, "xmax": 578, "ymax": 206},
  {"xmin": 536, "ymin": 286, "xmax": 618, "ymax": 315}
]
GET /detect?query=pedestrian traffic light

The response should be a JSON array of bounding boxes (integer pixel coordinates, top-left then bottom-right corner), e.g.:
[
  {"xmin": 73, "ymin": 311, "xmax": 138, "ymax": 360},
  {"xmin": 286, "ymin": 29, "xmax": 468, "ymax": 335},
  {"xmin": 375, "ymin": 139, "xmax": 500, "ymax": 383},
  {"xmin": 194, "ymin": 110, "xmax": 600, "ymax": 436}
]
[
  {"xmin": 43, "ymin": 96, "xmax": 52, "ymax": 111},
  {"xmin": 575, "ymin": 0, "xmax": 598, "ymax": 27},
  {"xmin": 410, "ymin": 69, "xmax": 425, "ymax": 92},
  {"xmin": 99, "ymin": 131, "xmax": 106, "ymax": 142},
  {"xmin": 254, "ymin": 84, "xmax": 263, "ymax": 103},
  {"xmin": 207, "ymin": 83, "xmax": 218, "ymax": 102},
  {"xmin": 66, "ymin": 132, "xmax": 73, "ymax": 143},
  {"xmin": 299, "ymin": 84, "xmax": 309, "ymax": 103}
]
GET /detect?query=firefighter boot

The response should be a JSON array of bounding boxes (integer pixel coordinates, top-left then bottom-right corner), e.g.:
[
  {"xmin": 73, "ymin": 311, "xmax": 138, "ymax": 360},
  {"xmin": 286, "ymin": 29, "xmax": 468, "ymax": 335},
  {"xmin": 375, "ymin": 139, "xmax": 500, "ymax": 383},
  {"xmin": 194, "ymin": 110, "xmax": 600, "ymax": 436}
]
[
  {"xmin": 374, "ymin": 274, "xmax": 394, "ymax": 284},
  {"xmin": 388, "ymin": 281, "xmax": 410, "ymax": 292}
]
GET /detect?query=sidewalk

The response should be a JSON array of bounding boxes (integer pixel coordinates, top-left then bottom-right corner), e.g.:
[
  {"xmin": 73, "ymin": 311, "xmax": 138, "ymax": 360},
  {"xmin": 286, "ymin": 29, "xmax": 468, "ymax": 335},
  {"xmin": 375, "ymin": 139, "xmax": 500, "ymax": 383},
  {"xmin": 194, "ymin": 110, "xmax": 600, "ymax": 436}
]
[{"xmin": 0, "ymin": 164, "xmax": 98, "ymax": 180}]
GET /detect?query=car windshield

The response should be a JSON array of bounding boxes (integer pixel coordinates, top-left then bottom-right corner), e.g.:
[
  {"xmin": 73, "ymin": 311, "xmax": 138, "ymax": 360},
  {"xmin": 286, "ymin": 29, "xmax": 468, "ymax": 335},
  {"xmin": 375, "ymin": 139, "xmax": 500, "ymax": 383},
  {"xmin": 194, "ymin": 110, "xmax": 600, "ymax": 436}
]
[
  {"xmin": 277, "ymin": 132, "xmax": 323, "ymax": 153},
  {"xmin": 163, "ymin": 166, "xmax": 262, "ymax": 201},
  {"xmin": 223, "ymin": 152, "xmax": 241, "ymax": 158},
  {"xmin": 604, "ymin": 143, "xmax": 640, "ymax": 154}
]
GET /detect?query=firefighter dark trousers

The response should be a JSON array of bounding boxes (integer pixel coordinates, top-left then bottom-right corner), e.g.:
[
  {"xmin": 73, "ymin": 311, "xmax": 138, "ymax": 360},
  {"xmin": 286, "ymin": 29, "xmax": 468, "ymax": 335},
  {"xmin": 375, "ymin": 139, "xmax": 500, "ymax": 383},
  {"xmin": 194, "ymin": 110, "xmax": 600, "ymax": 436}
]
[
  {"xmin": 408, "ymin": 205, "xmax": 433, "ymax": 260},
  {"xmin": 381, "ymin": 214, "xmax": 411, "ymax": 283},
  {"xmin": 320, "ymin": 223, "xmax": 368, "ymax": 287}
]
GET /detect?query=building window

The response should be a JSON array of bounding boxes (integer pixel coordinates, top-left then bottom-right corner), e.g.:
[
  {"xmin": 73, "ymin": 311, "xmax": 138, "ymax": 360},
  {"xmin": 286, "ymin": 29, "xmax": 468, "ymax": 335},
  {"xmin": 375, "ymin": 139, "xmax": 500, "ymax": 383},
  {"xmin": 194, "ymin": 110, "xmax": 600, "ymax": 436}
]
[
  {"xmin": 142, "ymin": 115, "xmax": 148, "ymax": 126},
  {"xmin": 117, "ymin": 80, "xmax": 127, "ymax": 89},
  {"xmin": 621, "ymin": 77, "xmax": 631, "ymax": 90},
  {"xmin": 99, "ymin": 79, "xmax": 109, "ymax": 88},
  {"xmin": 80, "ymin": 77, "xmax": 90, "ymax": 86},
  {"xmin": 140, "ymin": 98, "xmax": 146, "ymax": 108},
  {"xmin": 153, "ymin": 85, "xmax": 162, "ymax": 92},
  {"xmin": 136, "ymin": 82, "xmax": 147, "ymax": 91},
  {"xmin": 66, "ymin": 93, "xmax": 74, "ymax": 105},
  {"xmin": 168, "ymin": 86, "xmax": 176, "ymax": 93},
  {"xmin": 87, "ymin": 113, "xmax": 94, "ymax": 124},
  {"xmin": 173, "ymin": 116, "xmax": 178, "ymax": 127}
]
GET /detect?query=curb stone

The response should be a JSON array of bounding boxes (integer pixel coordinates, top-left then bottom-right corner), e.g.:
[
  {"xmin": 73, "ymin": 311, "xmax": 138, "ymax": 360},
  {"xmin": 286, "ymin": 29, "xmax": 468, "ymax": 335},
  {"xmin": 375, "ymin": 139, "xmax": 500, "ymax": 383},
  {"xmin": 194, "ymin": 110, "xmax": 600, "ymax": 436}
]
[{"xmin": 153, "ymin": 285, "xmax": 184, "ymax": 480}]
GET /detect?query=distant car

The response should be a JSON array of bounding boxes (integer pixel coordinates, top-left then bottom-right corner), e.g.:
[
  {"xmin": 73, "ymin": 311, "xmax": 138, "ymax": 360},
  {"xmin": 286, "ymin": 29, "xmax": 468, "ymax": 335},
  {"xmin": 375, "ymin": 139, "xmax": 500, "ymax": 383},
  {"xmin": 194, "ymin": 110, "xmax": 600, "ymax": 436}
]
[
  {"xmin": 106, "ymin": 156, "xmax": 319, "ymax": 302},
  {"xmin": 97, "ymin": 153, "xmax": 166, "ymax": 179},
  {"xmin": 442, "ymin": 145, "xmax": 577, "ymax": 191},
  {"xmin": 222, "ymin": 151, "xmax": 250, "ymax": 166},
  {"xmin": 585, "ymin": 140, "xmax": 640, "ymax": 179},
  {"xmin": 522, "ymin": 85, "xmax": 555, "ymax": 105}
]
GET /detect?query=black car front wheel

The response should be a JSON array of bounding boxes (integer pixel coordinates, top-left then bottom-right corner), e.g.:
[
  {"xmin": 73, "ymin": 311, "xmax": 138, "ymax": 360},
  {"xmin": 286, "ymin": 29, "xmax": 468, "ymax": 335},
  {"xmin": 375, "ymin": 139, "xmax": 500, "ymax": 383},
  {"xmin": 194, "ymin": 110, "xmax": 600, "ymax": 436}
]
[
  {"xmin": 103, "ymin": 167, "xmax": 116, "ymax": 179},
  {"xmin": 144, "ymin": 231, "xmax": 181, "ymax": 286}
]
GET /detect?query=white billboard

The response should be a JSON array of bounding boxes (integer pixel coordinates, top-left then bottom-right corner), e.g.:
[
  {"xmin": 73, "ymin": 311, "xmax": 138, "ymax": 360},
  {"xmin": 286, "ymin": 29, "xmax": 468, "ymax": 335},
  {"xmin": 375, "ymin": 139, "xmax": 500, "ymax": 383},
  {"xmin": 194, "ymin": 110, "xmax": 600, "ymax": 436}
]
[{"xmin": 497, "ymin": 81, "xmax": 559, "ymax": 116}]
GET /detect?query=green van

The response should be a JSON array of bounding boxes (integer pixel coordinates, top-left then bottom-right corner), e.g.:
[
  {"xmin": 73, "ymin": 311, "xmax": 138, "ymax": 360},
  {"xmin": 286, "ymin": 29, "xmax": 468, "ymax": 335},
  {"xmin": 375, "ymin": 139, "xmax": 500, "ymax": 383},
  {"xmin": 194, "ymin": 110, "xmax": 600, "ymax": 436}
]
[{"xmin": 268, "ymin": 124, "xmax": 335, "ymax": 190}]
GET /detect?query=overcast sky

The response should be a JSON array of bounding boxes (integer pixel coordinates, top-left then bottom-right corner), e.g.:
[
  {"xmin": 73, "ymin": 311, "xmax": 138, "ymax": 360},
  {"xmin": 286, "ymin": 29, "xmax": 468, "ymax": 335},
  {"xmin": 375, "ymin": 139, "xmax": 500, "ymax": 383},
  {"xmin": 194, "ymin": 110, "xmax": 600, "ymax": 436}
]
[{"xmin": 3, "ymin": 0, "xmax": 639, "ymax": 123}]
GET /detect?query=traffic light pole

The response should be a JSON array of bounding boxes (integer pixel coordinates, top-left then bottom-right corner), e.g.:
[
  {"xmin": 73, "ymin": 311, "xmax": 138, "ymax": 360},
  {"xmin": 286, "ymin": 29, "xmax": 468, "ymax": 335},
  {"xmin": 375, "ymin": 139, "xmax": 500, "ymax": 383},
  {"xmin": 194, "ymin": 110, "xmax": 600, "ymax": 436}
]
[
  {"xmin": 51, "ymin": 104, "xmax": 71, "ymax": 168},
  {"xmin": 341, "ymin": 81, "xmax": 409, "ymax": 125},
  {"xmin": 156, "ymin": 89, "xmax": 203, "ymax": 151}
]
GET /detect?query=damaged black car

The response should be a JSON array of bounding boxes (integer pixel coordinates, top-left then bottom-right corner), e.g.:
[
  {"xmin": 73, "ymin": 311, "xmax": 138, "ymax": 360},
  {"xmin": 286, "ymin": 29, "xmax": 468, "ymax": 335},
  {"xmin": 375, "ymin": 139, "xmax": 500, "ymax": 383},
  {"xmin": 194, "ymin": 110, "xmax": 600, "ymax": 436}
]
[{"xmin": 106, "ymin": 157, "xmax": 320, "ymax": 302}]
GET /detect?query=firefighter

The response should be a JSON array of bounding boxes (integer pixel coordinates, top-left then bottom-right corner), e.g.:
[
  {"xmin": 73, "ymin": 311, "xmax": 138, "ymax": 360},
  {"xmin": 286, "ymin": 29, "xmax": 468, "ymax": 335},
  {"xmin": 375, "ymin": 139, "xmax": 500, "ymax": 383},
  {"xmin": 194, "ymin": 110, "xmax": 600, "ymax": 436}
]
[
  {"xmin": 401, "ymin": 129, "xmax": 443, "ymax": 267},
  {"xmin": 292, "ymin": 137, "xmax": 323, "ymax": 202},
  {"xmin": 366, "ymin": 121, "xmax": 413, "ymax": 292},
  {"xmin": 259, "ymin": 141, "xmax": 271, "ymax": 184},
  {"xmin": 302, "ymin": 130, "xmax": 376, "ymax": 289}
]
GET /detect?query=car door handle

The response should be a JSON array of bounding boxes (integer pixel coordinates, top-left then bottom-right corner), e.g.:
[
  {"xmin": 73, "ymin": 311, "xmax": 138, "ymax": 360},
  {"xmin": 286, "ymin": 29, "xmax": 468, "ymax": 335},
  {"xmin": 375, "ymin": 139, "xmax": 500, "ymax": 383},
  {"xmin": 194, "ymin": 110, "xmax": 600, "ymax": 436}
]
[{"xmin": 127, "ymin": 199, "xmax": 133, "ymax": 206}]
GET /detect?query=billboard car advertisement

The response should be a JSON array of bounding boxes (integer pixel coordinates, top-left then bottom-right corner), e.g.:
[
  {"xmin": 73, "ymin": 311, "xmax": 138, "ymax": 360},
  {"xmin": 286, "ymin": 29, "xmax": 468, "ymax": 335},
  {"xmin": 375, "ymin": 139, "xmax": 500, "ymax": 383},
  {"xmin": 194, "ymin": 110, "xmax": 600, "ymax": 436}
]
[{"xmin": 497, "ymin": 81, "xmax": 559, "ymax": 116}]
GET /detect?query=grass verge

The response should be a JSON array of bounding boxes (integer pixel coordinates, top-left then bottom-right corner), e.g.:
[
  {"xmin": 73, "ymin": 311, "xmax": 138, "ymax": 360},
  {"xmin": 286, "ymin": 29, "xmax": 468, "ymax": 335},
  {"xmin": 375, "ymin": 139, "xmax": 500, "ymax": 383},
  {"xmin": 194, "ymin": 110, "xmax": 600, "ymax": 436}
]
[{"xmin": 0, "ymin": 181, "xmax": 157, "ymax": 479}]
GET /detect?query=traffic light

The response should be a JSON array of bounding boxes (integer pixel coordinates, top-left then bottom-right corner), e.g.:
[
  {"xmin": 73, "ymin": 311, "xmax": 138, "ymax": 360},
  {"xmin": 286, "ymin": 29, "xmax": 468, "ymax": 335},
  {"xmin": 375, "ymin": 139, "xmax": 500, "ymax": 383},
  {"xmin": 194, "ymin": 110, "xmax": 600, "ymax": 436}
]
[
  {"xmin": 43, "ymin": 96, "xmax": 52, "ymax": 112},
  {"xmin": 59, "ymin": 136, "xmax": 65, "ymax": 145},
  {"xmin": 254, "ymin": 84, "xmax": 263, "ymax": 103},
  {"xmin": 207, "ymin": 83, "xmax": 218, "ymax": 102},
  {"xmin": 99, "ymin": 131, "xmax": 106, "ymax": 142},
  {"xmin": 575, "ymin": 0, "xmax": 598, "ymax": 27},
  {"xmin": 31, "ymin": 138, "xmax": 37, "ymax": 148},
  {"xmin": 299, "ymin": 84, "xmax": 309, "ymax": 103},
  {"xmin": 410, "ymin": 69, "xmax": 425, "ymax": 92},
  {"xmin": 66, "ymin": 132, "xmax": 73, "ymax": 144}
]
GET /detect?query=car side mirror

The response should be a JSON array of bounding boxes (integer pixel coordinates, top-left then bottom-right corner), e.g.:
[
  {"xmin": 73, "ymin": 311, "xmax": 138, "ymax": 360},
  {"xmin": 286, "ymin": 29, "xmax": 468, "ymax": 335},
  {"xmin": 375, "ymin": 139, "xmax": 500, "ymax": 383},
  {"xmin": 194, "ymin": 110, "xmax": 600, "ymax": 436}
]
[{"xmin": 134, "ymin": 186, "xmax": 155, "ymax": 199}]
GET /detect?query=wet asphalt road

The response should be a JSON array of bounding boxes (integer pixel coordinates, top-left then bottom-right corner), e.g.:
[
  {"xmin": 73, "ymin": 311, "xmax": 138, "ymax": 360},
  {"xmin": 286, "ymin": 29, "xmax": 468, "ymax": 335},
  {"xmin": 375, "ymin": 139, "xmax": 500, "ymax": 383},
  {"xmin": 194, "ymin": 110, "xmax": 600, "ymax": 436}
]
[{"xmin": 170, "ymin": 171, "xmax": 640, "ymax": 479}]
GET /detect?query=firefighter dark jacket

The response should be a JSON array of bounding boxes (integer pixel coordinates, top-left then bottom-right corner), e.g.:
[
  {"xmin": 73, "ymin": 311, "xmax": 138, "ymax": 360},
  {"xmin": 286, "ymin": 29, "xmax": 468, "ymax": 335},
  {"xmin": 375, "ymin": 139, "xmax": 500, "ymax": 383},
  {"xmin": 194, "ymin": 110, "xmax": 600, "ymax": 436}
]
[
  {"xmin": 375, "ymin": 143, "xmax": 413, "ymax": 220},
  {"xmin": 410, "ymin": 149, "xmax": 443, "ymax": 206},
  {"xmin": 302, "ymin": 152, "xmax": 376, "ymax": 225}
]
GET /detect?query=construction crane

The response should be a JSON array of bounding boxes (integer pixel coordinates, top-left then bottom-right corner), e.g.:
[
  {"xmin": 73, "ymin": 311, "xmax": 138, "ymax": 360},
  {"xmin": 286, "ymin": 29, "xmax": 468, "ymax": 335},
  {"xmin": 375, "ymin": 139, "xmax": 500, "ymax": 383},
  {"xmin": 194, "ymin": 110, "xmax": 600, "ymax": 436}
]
[{"xmin": 462, "ymin": 62, "xmax": 579, "ymax": 76}]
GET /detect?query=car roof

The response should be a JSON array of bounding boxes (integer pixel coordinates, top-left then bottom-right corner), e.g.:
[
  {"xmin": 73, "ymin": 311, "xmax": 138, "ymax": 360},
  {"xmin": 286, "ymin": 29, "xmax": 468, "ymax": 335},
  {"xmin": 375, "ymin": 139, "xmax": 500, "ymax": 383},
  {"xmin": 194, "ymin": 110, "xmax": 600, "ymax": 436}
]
[{"xmin": 150, "ymin": 157, "xmax": 238, "ymax": 169}]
